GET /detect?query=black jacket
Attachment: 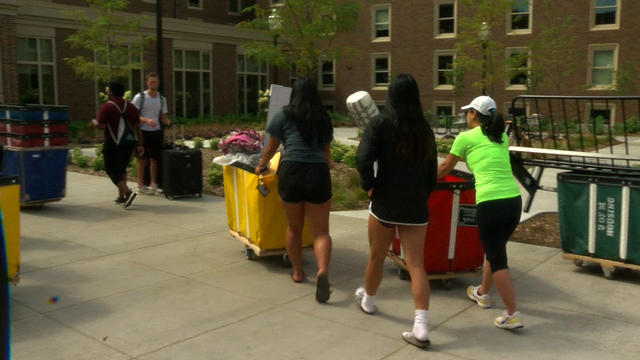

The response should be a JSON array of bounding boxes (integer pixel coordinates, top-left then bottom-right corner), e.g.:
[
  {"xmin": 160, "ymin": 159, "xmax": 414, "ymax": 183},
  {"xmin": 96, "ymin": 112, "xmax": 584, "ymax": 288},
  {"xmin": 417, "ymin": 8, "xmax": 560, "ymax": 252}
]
[{"xmin": 356, "ymin": 114, "xmax": 438, "ymax": 224}]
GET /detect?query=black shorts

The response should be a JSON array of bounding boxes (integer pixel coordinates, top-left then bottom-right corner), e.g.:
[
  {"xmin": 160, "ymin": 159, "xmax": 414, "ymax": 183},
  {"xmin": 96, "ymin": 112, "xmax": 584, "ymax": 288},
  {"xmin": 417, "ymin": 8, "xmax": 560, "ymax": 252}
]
[
  {"xmin": 139, "ymin": 130, "xmax": 164, "ymax": 160},
  {"xmin": 476, "ymin": 196, "xmax": 522, "ymax": 273},
  {"xmin": 103, "ymin": 140, "xmax": 134, "ymax": 186},
  {"xmin": 277, "ymin": 161, "xmax": 332, "ymax": 204}
]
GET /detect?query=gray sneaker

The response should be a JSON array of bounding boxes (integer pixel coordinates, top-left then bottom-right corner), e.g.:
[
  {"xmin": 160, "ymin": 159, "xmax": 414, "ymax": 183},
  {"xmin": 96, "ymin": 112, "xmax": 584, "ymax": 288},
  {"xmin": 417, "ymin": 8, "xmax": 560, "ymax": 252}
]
[
  {"xmin": 467, "ymin": 285, "xmax": 491, "ymax": 308},
  {"xmin": 150, "ymin": 184, "xmax": 163, "ymax": 195},
  {"xmin": 137, "ymin": 186, "xmax": 153, "ymax": 195}
]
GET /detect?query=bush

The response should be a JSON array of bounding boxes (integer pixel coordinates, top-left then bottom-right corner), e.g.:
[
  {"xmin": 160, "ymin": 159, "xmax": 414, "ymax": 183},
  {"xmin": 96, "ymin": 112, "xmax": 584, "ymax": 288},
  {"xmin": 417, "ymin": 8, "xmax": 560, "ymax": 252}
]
[
  {"xmin": 436, "ymin": 138, "xmax": 454, "ymax": 154},
  {"xmin": 208, "ymin": 164, "xmax": 223, "ymax": 186},
  {"xmin": 71, "ymin": 147, "xmax": 83, "ymax": 162},
  {"xmin": 331, "ymin": 169, "xmax": 368, "ymax": 210},
  {"xmin": 328, "ymin": 112, "xmax": 354, "ymax": 126},
  {"xmin": 92, "ymin": 156, "xmax": 105, "ymax": 171},
  {"xmin": 330, "ymin": 141, "xmax": 348, "ymax": 163},
  {"xmin": 613, "ymin": 116, "xmax": 640, "ymax": 134},
  {"xmin": 193, "ymin": 137, "xmax": 205, "ymax": 149},
  {"xmin": 128, "ymin": 156, "xmax": 138, "ymax": 177},
  {"xmin": 75, "ymin": 154, "xmax": 89, "ymax": 168},
  {"xmin": 210, "ymin": 137, "xmax": 221, "ymax": 149},
  {"xmin": 67, "ymin": 151, "xmax": 73, "ymax": 165},
  {"xmin": 342, "ymin": 148, "xmax": 357, "ymax": 168},
  {"xmin": 94, "ymin": 143, "xmax": 103, "ymax": 157}
]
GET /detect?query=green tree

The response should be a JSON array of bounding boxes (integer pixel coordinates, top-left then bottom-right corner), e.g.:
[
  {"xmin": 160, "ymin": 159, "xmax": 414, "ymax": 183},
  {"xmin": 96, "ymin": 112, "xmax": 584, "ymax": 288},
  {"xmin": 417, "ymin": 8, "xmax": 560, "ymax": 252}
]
[
  {"xmin": 63, "ymin": 0, "xmax": 152, "ymax": 83},
  {"xmin": 615, "ymin": 61, "xmax": 638, "ymax": 95},
  {"xmin": 527, "ymin": 0, "xmax": 580, "ymax": 94},
  {"xmin": 450, "ymin": 0, "xmax": 514, "ymax": 95},
  {"xmin": 237, "ymin": 0, "xmax": 362, "ymax": 77}
]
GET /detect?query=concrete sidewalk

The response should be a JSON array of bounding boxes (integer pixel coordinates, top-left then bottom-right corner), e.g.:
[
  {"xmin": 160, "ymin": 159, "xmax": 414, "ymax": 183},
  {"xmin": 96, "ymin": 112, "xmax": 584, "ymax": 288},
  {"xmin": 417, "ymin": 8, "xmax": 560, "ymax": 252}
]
[{"xmin": 9, "ymin": 171, "xmax": 640, "ymax": 359}]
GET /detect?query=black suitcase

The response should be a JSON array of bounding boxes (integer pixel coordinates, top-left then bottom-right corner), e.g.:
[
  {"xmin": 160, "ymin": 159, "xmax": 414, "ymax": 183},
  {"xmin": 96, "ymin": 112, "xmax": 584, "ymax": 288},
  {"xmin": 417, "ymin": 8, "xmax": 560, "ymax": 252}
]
[{"xmin": 161, "ymin": 148, "xmax": 202, "ymax": 199}]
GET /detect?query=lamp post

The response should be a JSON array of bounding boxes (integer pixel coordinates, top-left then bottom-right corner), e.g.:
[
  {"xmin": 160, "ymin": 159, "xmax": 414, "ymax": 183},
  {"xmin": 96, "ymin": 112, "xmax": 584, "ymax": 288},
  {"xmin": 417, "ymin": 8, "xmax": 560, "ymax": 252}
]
[
  {"xmin": 267, "ymin": 8, "xmax": 282, "ymax": 85},
  {"xmin": 156, "ymin": 1, "xmax": 163, "ymax": 94},
  {"xmin": 478, "ymin": 21, "xmax": 490, "ymax": 95}
]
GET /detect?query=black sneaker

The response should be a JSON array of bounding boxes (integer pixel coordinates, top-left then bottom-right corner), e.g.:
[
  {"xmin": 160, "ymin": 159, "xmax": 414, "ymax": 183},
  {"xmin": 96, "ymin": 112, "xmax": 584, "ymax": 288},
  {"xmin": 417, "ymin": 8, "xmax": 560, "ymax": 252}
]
[
  {"xmin": 114, "ymin": 197, "xmax": 125, "ymax": 205},
  {"xmin": 123, "ymin": 189, "xmax": 137, "ymax": 208}
]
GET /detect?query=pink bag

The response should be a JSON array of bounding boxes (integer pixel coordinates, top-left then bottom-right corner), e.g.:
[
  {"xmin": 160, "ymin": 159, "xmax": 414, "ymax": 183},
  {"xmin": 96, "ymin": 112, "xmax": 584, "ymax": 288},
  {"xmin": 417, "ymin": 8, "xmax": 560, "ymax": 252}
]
[{"xmin": 218, "ymin": 129, "xmax": 263, "ymax": 154}]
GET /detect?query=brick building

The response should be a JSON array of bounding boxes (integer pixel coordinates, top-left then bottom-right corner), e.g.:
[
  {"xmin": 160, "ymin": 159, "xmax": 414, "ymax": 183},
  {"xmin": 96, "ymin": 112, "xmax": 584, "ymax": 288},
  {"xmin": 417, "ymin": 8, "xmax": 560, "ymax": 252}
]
[{"xmin": 1, "ymin": 1, "xmax": 638, "ymax": 124}]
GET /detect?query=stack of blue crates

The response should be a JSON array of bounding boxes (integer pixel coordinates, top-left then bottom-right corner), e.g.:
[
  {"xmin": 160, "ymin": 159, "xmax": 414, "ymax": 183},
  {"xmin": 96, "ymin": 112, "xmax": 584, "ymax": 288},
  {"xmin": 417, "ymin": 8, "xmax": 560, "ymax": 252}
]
[{"xmin": 0, "ymin": 105, "xmax": 68, "ymax": 205}]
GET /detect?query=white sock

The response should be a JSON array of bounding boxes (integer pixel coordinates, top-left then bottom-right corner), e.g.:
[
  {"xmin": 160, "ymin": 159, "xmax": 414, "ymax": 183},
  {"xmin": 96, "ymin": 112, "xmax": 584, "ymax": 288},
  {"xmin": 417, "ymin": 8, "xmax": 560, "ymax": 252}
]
[
  {"xmin": 413, "ymin": 309, "xmax": 429, "ymax": 341},
  {"xmin": 362, "ymin": 292, "xmax": 376, "ymax": 313}
]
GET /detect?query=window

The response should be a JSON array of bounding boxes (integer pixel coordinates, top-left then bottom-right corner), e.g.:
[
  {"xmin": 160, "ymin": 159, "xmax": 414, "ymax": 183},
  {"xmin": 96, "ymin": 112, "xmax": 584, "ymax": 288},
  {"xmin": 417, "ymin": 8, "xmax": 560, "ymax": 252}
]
[
  {"xmin": 435, "ymin": 0, "xmax": 456, "ymax": 37},
  {"xmin": 237, "ymin": 54, "xmax": 268, "ymax": 114},
  {"xmin": 372, "ymin": 5, "xmax": 391, "ymax": 41},
  {"xmin": 228, "ymin": 0, "xmax": 241, "ymax": 14},
  {"xmin": 289, "ymin": 63, "xmax": 297, "ymax": 86},
  {"xmin": 188, "ymin": 0, "xmax": 202, "ymax": 9},
  {"xmin": 372, "ymin": 54, "xmax": 390, "ymax": 88},
  {"xmin": 174, "ymin": 49, "xmax": 212, "ymax": 118},
  {"xmin": 588, "ymin": 44, "xmax": 618, "ymax": 89},
  {"xmin": 323, "ymin": 102, "xmax": 335, "ymax": 113},
  {"xmin": 508, "ymin": 0, "xmax": 531, "ymax": 33},
  {"xmin": 270, "ymin": 0, "xmax": 284, "ymax": 6},
  {"xmin": 17, "ymin": 37, "xmax": 57, "ymax": 104},
  {"xmin": 586, "ymin": 103, "xmax": 616, "ymax": 125},
  {"xmin": 505, "ymin": 101, "xmax": 528, "ymax": 124},
  {"xmin": 319, "ymin": 59, "xmax": 335, "ymax": 90},
  {"xmin": 590, "ymin": 0, "xmax": 619, "ymax": 30},
  {"xmin": 0, "ymin": 43, "xmax": 3, "ymax": 103},
  {"xmin": 506, "ymin": 48, "xmax": 529, "ymax": 89},
  {"xmin": 95, "ymin": 45, "xmax": 144, "ymax": 99},
  {"xmin": 434, "ymin": 51, "xmax": 455, "ymax": 89}
]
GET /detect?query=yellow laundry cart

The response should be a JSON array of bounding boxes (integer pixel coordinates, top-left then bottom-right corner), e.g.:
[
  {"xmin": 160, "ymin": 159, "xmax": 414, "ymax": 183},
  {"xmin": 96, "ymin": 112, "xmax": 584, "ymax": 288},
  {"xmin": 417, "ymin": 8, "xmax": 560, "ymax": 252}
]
[
  {"xmin": 0, "ymin": 175, "xmax": 20, "ymax": 282},
  {"xmin": 223, "ymin": 152, "xmax": 313, "ymax": 262}
]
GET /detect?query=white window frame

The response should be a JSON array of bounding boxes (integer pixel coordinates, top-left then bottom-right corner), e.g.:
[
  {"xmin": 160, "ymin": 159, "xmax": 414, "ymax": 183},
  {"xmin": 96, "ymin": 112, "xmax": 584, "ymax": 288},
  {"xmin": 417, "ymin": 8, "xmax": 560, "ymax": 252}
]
[
  {"xmin": 371, "ymin": 53, "xmax": 391, "ymax": 90},
  {"xmin": 318, "ymin": 59, "xmax": 335, "ymax": 90},
  {"xmin": 505, "ymin": 47, "xmax": 530, "ymax": 90},
  {"xmin": 187, "ymin": 0, "xmax": 203, "ymax": 10},
  {"xmin": 587, "ymin": 43, "xmax": 618, "ymax": 90},
  {"xmin": 228, "ymin": 0, "xmax": 241, "ymax": 15},
  {"xmin": 372, "ymin": 4, "xmax": 391, "ymax": 42},
  {"xmin": 433, "ymin": 50, "xmax": 455, "ymax": 90},
  {"xmin": 590, "ymin": 0, "xmax": 620, "ymax": 31},
  {"xmin": 236, "ymin": 53, "xmax": 269, "ymax": 114},
  {"xmin": 16, "ymin": 36, "xmax": 58, "ymax": 105},
  {"xmin": 507, "ymin": 0, "xmax": 532, "ymax": 35},
  {"xmin": 173, "ymin": 48, "xmax": 213, "ymax": 118},
  {"xmin": 270, "ymin": 0, "xmax": 285, "ymax": 7},
  {"xmin": 434, "ymin": 0, "xmax": 456, "ymax": 38},
  {"xmin": 585, "ymin": 102, "xmax": 616, "ymax": 125}
]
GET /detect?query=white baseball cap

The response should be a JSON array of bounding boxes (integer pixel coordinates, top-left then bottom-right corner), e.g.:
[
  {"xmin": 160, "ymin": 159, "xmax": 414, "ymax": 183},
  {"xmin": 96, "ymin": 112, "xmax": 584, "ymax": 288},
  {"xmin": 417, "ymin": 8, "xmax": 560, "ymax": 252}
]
[{"xmin": 460, "ymin": 96, "xmax": 496, "ymax": 116}]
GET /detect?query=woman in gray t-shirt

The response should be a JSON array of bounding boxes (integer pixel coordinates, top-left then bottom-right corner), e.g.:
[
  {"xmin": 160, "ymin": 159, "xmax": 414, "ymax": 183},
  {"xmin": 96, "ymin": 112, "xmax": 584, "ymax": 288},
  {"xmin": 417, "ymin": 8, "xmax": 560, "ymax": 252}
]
[{"xmin": 255, "ymin": 77, "xmax": 334, "ymax": 303}]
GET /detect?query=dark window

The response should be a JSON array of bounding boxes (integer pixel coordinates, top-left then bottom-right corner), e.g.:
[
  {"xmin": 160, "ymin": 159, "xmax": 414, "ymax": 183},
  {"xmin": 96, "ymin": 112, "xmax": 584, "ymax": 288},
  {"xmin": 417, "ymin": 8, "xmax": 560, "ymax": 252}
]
[
  {"xmin": 595, "ymin": 0, "xmax": 617, "ymax": 25},
  {"xmin": 511, "ymin": 0, "xmax": 530, "ymax": 30},
  {"xmin": 374, "ymin": 57, "xmax": 389, "ymax": 85},
  {"xmin": 438, "ymin": 4, "xmax": 454, "ymax": 34},
  {"xmin": 590, "ymin": 109, "xmax": 611, "ymax": 124},
  {"xmin": 437, "ymin": 55, "xmax": 454, "ymax": 85}
]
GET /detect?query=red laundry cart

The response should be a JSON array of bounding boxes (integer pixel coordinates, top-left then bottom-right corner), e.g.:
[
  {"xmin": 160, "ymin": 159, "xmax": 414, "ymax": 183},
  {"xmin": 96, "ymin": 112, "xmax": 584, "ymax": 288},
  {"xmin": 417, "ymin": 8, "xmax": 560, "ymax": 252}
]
[{"xmin": 387, "ymin": 170, "xmax": 484, "ymax": 289}]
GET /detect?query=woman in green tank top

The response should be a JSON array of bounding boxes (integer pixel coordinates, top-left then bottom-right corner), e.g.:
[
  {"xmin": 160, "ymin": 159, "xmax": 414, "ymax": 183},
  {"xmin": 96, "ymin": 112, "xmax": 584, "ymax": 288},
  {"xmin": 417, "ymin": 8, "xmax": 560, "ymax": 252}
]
[{"xmin": 437, "ymin": 96, "xmax": 524, "ymax": 330}]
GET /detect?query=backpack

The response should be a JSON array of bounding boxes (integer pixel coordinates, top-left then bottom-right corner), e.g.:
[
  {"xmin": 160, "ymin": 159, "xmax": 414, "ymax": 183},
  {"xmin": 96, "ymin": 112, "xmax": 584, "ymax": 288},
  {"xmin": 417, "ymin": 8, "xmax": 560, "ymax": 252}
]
[
  {"xmin": 107, "ymin": 101, "xmax": 138, "ymax": 147},
  {"xmin": 138, "ymin": 91, "xmax": 166, "ymax": 129}
]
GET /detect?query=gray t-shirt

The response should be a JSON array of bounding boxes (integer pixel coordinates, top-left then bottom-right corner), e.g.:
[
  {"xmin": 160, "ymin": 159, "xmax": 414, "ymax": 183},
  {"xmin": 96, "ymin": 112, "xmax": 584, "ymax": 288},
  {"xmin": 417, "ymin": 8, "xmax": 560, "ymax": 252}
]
[
  {"xmin": 266, "ymin": 110, "xmax": 329, "ymax": 163},
  {"xmin": 131, "ymin": 91, "xmax": 168, "ymax": 132}
]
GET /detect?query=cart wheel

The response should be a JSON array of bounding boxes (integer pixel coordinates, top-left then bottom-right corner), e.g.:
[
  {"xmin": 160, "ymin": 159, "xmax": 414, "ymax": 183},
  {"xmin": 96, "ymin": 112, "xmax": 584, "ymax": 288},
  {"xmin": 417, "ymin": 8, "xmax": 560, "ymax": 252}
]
[
  {"xmin": 602, "ymin": 266, "xmax": 615, "ymax": 280},
  {"xmin": 573, "ymin": 259, "xmax": 584, "ymax": 267},
  {"xmin": 245, "ymin": 247, "xmax": 257, "ymax": 260},
  {"xmin": 442, "ymin": 279, "xmax": 454, "ymax": 290},
  {"xmin": 281, "ymin": 253, "xmax": 291, "ymax": 267},
  {"xmin": 398, "ymin": 269, "xmax": 411, "ymax": 281}
]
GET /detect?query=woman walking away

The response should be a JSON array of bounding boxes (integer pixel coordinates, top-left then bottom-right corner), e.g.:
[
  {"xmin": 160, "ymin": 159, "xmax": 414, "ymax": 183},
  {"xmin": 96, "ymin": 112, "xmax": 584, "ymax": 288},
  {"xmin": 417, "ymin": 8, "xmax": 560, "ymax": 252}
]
[
  {"xmin": 255, "ymin": 77, "xmax": 334, "ymax": 303},
  {"xmin": 437, "ymin": 95, "xmax": 524, "ymax": 330},
  {"xmin": 355, "ymin": 74, "xmax": 438, "ymax": 349}
]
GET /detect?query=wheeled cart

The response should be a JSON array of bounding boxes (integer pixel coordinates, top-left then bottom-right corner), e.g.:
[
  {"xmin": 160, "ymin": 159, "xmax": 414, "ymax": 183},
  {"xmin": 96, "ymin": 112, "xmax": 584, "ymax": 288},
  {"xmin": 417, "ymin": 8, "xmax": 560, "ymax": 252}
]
[
  {"xmin": 558, "ymin": 171, "xmax": 640, "ymax": 280},
  {"xmin": 223, "ymin": 152, "xmax": 313, "ymax": 263},
  {"xmin": 387, "ymin": 170, "xmax": 484, "ymax": 289}
]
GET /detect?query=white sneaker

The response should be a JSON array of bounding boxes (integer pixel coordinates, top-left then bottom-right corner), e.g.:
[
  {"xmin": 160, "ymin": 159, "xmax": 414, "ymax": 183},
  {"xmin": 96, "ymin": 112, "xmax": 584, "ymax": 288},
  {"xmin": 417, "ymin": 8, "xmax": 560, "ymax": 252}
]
[
  {"xmin": 467, "ymin": 285, "xmax": 491, "ymax": 308},
  {"xmin": 150, "ymin": 185, "xmax": 163, "ymax": 195},
  {"xmin": 494, "ymin": 311, "xmax": 524, "ymax": 329},
  {"xmin": 137, "ymin": 186, "xmax": 153, "ymax": 195},
  {"xmin": 354, "ymin": 287, "xmax": 376, "ymax": 314}
]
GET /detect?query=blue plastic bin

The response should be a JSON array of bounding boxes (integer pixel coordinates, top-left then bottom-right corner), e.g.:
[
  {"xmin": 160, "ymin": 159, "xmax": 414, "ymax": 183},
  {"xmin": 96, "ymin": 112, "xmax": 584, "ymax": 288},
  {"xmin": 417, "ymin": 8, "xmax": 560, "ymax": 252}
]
[{"xmin": 1, "ymin": 148, "xmax": 67, "ymax": 204}]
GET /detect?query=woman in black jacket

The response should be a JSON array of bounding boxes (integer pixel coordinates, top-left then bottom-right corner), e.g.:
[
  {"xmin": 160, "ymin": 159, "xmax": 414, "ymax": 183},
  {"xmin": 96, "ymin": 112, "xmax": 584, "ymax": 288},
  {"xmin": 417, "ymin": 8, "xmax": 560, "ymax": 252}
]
[{"xmin": 355, "ymin": 74, "xmax": 437, "ymax": 348}]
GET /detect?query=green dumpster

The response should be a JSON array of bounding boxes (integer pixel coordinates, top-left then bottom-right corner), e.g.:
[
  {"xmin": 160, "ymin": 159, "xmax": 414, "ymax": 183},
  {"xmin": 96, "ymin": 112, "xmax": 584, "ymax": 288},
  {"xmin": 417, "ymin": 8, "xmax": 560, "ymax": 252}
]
[{"xmin": 558, "ymin": 172, "xmax": 640, "ymax": 264}]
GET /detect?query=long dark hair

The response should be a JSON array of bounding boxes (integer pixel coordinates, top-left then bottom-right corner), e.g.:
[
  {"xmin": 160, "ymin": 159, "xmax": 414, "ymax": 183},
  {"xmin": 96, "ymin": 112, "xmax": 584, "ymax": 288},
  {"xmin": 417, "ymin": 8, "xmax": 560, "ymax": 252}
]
[
  {"xmin": 383, "ymin": 74, "xmax": 435, "ymax": 162},
  {"xmin": 478, "ymin": 111, "xmax": 505, "ymax": 143},
  {"xmin": 282, "ymin": 77, "xmax": 333, "ymax": 146}
]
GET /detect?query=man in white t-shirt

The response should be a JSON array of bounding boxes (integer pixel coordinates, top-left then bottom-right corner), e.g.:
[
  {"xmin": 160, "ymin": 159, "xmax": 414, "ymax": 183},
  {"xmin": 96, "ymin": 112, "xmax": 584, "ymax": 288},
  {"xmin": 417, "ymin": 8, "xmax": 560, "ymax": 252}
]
[{"xmin": 131, "ymin": 73, "xmax": 170, "ymax": 195}]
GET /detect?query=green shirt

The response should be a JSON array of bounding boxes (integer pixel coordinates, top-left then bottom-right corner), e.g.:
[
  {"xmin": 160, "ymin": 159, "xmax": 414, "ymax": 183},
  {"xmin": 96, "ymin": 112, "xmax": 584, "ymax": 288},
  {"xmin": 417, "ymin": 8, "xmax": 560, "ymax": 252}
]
[{"xmin": 449, "ymin": 126, "xmax": 520, "ymax": 204}]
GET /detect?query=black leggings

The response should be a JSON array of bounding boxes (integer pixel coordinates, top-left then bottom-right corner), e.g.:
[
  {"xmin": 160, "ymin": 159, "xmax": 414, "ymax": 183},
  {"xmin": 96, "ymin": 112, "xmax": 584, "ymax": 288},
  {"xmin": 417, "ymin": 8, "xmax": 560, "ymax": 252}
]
[
  {"xmin": 476, "ymin": 196, "xmax": 522, "ymax": 273},
  {"xmin": 103, "ymin": 141, "xmax": 135, "ymax": 186}
]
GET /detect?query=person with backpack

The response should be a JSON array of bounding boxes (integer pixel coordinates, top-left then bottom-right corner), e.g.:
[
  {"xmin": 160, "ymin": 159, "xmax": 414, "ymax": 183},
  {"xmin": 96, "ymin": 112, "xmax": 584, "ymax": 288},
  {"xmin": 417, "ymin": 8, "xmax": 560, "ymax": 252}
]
[
  {"xmin": 90, "ymin": 81, "xmax": 142, "ymax": 208},
  {"xmin": 131, "ymin": 72, "xmax": 170, "ymax": 195}
]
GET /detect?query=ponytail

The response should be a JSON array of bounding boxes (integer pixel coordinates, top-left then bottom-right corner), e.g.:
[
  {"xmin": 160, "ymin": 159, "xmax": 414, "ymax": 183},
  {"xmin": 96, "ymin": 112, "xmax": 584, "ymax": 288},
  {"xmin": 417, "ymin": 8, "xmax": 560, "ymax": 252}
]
[{"xmin": 478, "ymin": 110, "xmax": 505, "ymax": 143}]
